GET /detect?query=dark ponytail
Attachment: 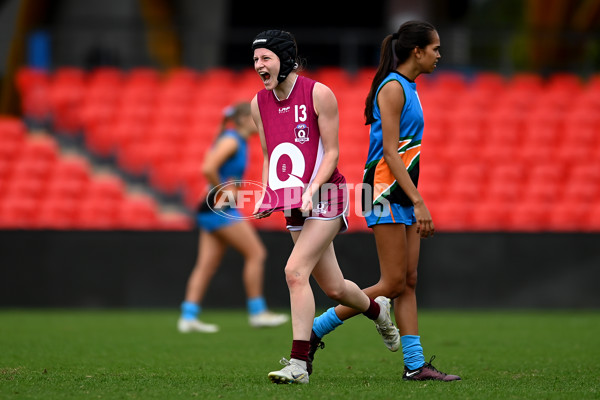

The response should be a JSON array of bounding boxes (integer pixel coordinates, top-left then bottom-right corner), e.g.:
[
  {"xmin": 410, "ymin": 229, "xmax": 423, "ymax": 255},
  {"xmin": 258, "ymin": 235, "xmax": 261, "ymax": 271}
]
[{"xmin": 364, "ymin": 21, "xmax": 436, "ymax": 125}]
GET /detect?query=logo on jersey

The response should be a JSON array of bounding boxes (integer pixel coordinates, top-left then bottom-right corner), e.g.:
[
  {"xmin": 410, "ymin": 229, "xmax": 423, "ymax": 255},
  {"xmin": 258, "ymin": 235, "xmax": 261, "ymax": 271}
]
[
  {"xmin": 279, "ymin": 106, "xmax": 291, "ymax": 114},
  {"xmin": 313, "ymin": 201, "xmax": 330, "ymax": 214},
  {"xmin": 294, "ymin": 124, "xmax": 309, "ymax": 144}
]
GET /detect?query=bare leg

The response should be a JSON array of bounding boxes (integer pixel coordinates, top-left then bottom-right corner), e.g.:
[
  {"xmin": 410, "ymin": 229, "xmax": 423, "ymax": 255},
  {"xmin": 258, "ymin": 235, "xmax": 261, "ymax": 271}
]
[
  {"xmin": 288, "ymin": 218, "xmax": 370, "ymax": 341},
  {"xmin": 311, "ymin": 241, "xmax": 371, "ymax": 311},
  {"xmin": 184, "ymin": 230, "xmax": 227, "ymax": 304},
  {"xmin": 213, "ymin": 220, "xmax": 266, "ymax": 299},
  {"xmin": 393, "ymin": 223, "xmax": 420, "ymax": 335},
  {"xmin": 332, "ymin": 223, "xmax": 410, "ymax": 321}
]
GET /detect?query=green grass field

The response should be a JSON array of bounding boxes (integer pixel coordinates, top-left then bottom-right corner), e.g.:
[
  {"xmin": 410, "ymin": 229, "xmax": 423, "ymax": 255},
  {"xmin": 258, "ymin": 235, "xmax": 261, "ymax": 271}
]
[{"xmin": 1, "ymin": 309, "xmax": 599, "ymax": 400}]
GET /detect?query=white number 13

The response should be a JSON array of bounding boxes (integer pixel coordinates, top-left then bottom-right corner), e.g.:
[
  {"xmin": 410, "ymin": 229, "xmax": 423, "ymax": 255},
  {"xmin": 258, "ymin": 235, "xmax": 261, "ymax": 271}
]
[{"xmin": 295, "ymin": 105, "xmax": 307, "ymax": 122}]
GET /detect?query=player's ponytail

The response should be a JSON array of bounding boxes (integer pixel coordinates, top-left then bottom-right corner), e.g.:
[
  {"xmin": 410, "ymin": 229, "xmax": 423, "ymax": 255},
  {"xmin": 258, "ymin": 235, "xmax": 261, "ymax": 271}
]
[
  {"xmin": 218, "ymin": 105, "xmax": 236, "ymax": 136},
  {"xmin": 217, "ymin": 102, "xmax": 251, "ymax": 136}
]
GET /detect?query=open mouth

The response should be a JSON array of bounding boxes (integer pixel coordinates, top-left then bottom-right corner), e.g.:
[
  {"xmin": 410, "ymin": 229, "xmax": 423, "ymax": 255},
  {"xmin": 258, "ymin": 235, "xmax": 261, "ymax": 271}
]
[{"xmin": 259, "ymin": 71, "xmax": 271, "ymax": 84}]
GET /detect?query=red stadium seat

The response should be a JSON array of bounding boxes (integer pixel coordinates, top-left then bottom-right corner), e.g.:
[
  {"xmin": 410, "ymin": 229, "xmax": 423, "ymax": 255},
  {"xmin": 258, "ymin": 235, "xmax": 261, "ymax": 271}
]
[
  {"xmin": 547, "ymin": 72, "xmax": 582, "ymax": 93},
  {"xmin": 483, "ymin": 108, "xmax": 525, "ymax": 147},
  {"xmin": 355, "ymin": 67, "xmax": 377, "ymax": 87},
  {"xmin": 529, "ymin": 162, "xmax": 564, "ymax": 180},
  {"xmin": 471, "ymin": 72, "xmax": 506, "ymax": 92},
  {"xmin": 458, "ymin": 88, "xmax": 497, "ymax": 110},
  {"xmin": 87, "ymin": 174, "xmax": 127, "ymax": 202},
  {"xmin": 79, "ymin": 100, "xmax": 116, "ymax": 134},
  {"xmin": 0, "ymin": 159, "xmax": 11, "ymax": 183},
  {"xmin": 433, "ymin": 71, "xmax": 468, "ymax": 94},
  {"xmin": 522, "ymin": 179, "xmax": 561, "ymax": 205},
  {"xmin": 88, "ymin": 67, "xmax": 123, "ymax": 86},
  {"xmin": 52, "ymin": 155, "xmax": 92, "ymax": 183},
  {"xmin": 431, "ymin": 200, "xmax": 471, "ymax": 232},
  {"xmin": 19, "ymin": 135, "xmax": 60, "ymax": 164},
  {"xmin": 83, "ymin": 123, "xmax": 116, "ymax": 157},
  {"xmin": 77, "ymin": 196, "xmax": 121, "ymax": 230},
  {"xmin": 159, "ymin": 211, "xmax": 193, "ymax": 231},
  {"xmin": 522, "ymin": 109, "xmax": 562, "ymax": 145},
  {"xmin": 149, "ymin": 160, "xmax": 186, "ymax": 196},
  {"xmin": 201, "ymin": 67, "xmax": 236, "ymax": 83},
  {"xmin": 470, "ymin": 200, "xmax": 511, "ymax": 231},
  {"xmin": 2, "ymin": 175, "xmax": 47, "ymax": 201},
  {"xmin": 563, "ymin": 109, "xmax": 600, "ymax": 147},
  {"xmin": 547, "ymin": 200, "xmax": 589, "ymax": 232},
  {"xmin": 313, "ymin": 66, "xmax": 353, "ymax": 92},
  {"xmin": 116, "ymin": 141, "xmax": 154, "ymax": 176},
  {"xmin": 0, "ymin": 136, "xmax": 24, "ymax": 164},
  {"xmin": 562, "ymin": 181, "xmax": 600, "ymax": 205},
  {"xmin": 507, "ymin": 201, "xmax": 551, "ymax": 231},
  {"xmin": 508, "ymin": 73, "xmax": 544, "ymax": 92},
  {"xmin": 126, "ymin": 67, "xmax": 161, "ymax": 88},
  {"xmin": 118, "ymin": 195, "xmax": 161, "ymax": 230},
  {"xmin": 16, "ymin": 67, "xmax": 50, "ymax": 93},
  {"xmin": 164, "ymin": 67, "xmax": 198, "ymax": 86},
  {"xmin": 582, "ymin": 205, "xmax": 600, "ymax": 232},
  {"xmin": 48, "ymin": 68, "xmax": 87, "ymax": 133},
  {"xmin": 0, "ymin": 117, "xmax": 27, "ymax": 141},
  {"xmin": 446, "ymin": 109, "xmax": 485, "ymax": 145},
  {"xmin": 35, "ymin": 197, "xmax": 79, "ymax": 229},
  {"xmin": 45, "ymin": 176, "xmax": 88, "ymax": 202},
  {"xmin": 16, "ymin": 68, "xmax": 52, "ymax": 122},
  {"xmin": 43, "ymin": 156, "xmax": 92, "ymax": 202},
  {"xmin": 483, "ymin": 166, "xmax": 524, "ymax": 204},
  {"xmin": 0, "ymin": 195, "xmax": 38, "ymax": 228}
]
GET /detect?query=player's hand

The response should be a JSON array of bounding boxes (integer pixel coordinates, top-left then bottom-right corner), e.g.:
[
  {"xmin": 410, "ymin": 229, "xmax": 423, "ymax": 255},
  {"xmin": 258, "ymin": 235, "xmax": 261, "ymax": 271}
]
[
  {"xmin": 300, "ymin": 190, "xmax": 313, "ymax": 213},
  {"xmin": 215, "ymin": 187, "xmax": 237, "ymax": 209},
  {"xmin": 414, "ymin": 202, "xmax": 434, "ymax": 238},
  {"xmin": 253, "ymin": 197, "xmax": 272, "ymax": 219},
  {"xmin": 253, "ymin": 210, "xmax": 272, "ymax": 219}
]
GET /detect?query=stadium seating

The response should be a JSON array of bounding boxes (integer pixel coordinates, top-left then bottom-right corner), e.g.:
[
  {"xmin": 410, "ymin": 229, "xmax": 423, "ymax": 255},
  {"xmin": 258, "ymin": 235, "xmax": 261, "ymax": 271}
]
[
  {"xmin": 0, "ymin": 118, "xmax": 191, "ymax": 230},
  {"xmin": 7, "ymin": 66, "xmax": 600, "ymax": 232}
]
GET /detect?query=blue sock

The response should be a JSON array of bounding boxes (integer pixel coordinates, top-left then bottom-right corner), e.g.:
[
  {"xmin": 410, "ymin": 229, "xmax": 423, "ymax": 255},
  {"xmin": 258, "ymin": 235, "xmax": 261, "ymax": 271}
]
[
  {"xmin": 247, "ymin": 297, "xmax": 267, "ymax": 316},
  {"xmin": 401, "ymin": 335, "xmax": 425, "ymax": 370},
  {"xmin": 181, "ymin": 301, "xmax": 200, "ymax": 320},
  {"xmin": 312, "ymin": 307, "xmax": 343, "ymax": 338}
]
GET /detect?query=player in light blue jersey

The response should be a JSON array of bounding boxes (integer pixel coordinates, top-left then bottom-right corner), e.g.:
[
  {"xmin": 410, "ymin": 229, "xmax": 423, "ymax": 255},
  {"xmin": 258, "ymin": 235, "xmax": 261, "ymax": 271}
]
[
  {"xmin": 310, "ymin": 21, "xmax": 461, "ymax": 382},
  {"xmin": 178, "ymin": 102, "xmax": 288, "ymax": 333}
]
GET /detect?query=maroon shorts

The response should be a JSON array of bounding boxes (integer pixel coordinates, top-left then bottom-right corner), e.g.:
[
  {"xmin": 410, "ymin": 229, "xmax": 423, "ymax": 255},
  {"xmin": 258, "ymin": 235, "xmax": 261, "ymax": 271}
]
[{"xmin": 283, "ymin": 177, "xmax": 349, "ymax": 233}]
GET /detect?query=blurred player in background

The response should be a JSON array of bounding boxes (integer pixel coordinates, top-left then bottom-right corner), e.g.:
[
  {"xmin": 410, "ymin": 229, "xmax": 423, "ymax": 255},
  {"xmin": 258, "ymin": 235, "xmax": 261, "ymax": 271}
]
[
  {"xmin": 178, "ymin": 102, "xmax": 288, "ymax": 333},
  {"xmin": 310, "ymin": 21, "xmax": 461, "ymax": 381},
  {"xmin": 250, "ymin": 29, "xmax": 398, "ymax": 384}
]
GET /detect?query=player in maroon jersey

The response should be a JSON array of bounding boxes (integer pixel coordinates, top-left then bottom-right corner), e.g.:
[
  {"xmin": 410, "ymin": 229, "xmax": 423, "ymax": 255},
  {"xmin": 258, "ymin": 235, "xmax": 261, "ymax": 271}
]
[{"xmin": 250, "ymin": 30, "xmax": 399, "ymax": 384}]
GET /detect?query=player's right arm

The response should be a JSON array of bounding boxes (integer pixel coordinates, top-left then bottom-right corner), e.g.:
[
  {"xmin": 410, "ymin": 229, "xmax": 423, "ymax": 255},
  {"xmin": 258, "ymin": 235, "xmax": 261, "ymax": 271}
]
[{"xmin": 251, "ymin": 95, "xmax": 271, "ymax": 218}]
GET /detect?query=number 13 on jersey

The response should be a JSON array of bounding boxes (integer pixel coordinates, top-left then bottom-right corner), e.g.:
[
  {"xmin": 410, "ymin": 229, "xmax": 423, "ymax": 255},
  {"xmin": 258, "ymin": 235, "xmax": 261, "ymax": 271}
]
[{"xmin": 295, "ymin": 104, "xmax": 307, "ymax": 122}]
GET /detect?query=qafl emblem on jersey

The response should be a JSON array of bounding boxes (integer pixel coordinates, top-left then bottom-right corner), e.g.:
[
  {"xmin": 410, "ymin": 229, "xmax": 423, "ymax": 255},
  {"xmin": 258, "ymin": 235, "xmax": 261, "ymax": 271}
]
[
  {"xmin": 294, "ymin": 124, "xmax": 309, "ymax": 144},
  {"xmin": 314, "ymin": 201, "xmax": 329, "ymax": 214}
]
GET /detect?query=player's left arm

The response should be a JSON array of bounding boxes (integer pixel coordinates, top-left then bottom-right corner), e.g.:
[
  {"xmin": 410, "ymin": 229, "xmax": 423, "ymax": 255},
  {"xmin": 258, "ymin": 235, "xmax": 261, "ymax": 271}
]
[{"xmin": 300, "ymin": 82, "xmax": 340, "ymax": 212}]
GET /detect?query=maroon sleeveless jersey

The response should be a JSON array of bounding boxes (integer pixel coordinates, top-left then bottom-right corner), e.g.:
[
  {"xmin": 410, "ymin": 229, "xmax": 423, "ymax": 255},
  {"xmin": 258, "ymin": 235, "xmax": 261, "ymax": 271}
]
[{"xmin": 256, "ymin": 75, "xmax": 345, "ymax": 214}]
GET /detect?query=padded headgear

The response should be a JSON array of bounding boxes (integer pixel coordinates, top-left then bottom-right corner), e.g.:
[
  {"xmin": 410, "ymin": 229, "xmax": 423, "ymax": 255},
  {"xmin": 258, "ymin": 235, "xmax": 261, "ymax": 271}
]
[{"xmin": 252, "ymin": 30, "xmax": 297, "ymax": 83}]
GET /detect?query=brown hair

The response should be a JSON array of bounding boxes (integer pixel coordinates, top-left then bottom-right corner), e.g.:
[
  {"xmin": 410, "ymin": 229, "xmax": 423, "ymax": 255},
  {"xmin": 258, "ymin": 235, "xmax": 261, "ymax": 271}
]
[{"xmin": 218, "ymin": 102, "xmax": 251, "ymax": 133}]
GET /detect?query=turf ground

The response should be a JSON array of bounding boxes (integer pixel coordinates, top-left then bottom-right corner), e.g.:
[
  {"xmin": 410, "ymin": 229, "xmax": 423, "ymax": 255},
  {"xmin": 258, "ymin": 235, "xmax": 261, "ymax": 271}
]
[{"xmin": 1, "ymin": 309, "xmax": 598, "ymax": 399}]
